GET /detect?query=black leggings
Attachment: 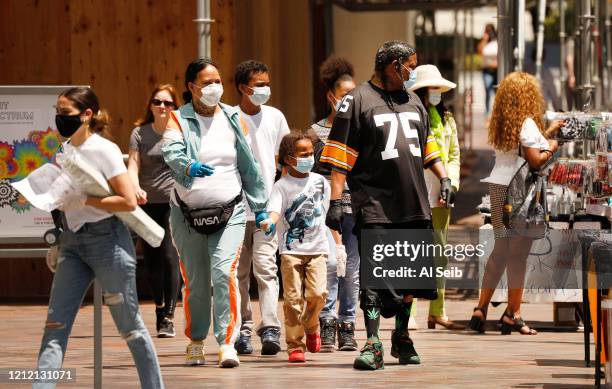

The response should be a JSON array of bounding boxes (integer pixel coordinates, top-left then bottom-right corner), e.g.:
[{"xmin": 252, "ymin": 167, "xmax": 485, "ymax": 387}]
[{"xmin": 141, "ymin": 203, "xmax": 179, "ymax": 318}]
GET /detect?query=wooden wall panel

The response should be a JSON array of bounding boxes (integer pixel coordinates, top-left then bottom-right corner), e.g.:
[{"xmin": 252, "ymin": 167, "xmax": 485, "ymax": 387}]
[
  {"xmin": 0, "ymin": 256, "xmax": 155, "ymax": 301},
  {"xmin": 211, "ymin": 0, "xmax": 238, "ymax": 105},
  {"xmin": 1, "ymin": 0, "xmax": 313, "ymax": 144},
  {"xmin": 0, "ymin": 258, "xmax": 54, "ymax": 301},
  {"xmin": 68, "ymin": 0, "xmax": 198, "ymax": 149},
  {"xmin": 278, "ymin": 0, "xmax": 313, "ymax": 129},
  {"xmin": 0, "ymin": 0, "xmax": 314, "ymax": 299},
  {"xmin": 212, "ymin": 0, "xmax": 313, "ymax": 130},
  {"xmin": 0, "ymin": 0, "xmax": 197, "ymax": 150},
  {"xmin": 0, "ymin": 0, "xmax": 72, "ymax": 85}
]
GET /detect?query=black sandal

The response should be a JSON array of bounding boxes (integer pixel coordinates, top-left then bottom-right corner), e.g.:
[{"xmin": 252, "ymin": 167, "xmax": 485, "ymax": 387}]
[
  {"xmin": 468, "ymin": 307, "xmax": 487, "ymax": 333},
  {"xmin": 500, "ymin": 311, "xmax": 537, "ymax": 335}
]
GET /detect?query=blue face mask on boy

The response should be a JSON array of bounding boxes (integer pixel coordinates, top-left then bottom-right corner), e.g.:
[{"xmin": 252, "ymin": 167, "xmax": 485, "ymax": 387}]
[{"xmin": 291, "ymin": 155, "xmax": 314, "ymax": 173}]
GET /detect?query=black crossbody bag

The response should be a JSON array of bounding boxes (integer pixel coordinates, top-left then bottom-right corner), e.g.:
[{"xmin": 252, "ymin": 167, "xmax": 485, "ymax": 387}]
[{"xmin": 174, "ymin": 189, "xmax": 242, "ymax": 234}]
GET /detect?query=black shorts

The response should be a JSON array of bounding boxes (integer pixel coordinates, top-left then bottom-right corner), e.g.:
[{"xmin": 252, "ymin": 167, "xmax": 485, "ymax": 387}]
[
  {"xmin": 360, "ymin": 288, "xmax": 404, "ymax": 318},
  {"xmin": 355, "ymin": 219, "xmax": 438, "ymax": 303}
]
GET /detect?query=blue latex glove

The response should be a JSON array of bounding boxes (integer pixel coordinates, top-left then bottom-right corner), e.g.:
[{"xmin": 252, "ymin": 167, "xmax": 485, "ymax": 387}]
[
  {"xmin": 255, "ymin": 211, "xmax": 276, "ymax": 236},
  {"xmin": 188, "ymin": 162, "xmax": 215, "ymax": 177},
  {"xmin": 255, "ymin": 211, "xmax": 269, "ymax": 227}
]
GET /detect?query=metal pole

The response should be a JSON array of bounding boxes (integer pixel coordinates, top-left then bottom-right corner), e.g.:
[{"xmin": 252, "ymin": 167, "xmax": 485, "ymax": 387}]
[
  {"xmin": 461, "ymin": 10, "xmax": 466, "ymax": 98},
  {"xmin": 93, "ymin": 280, "xmax": 103, "ymax": 389},
  {"xmin": 432, "ymin": 11, "xmax": 439, "ymax": 66},
  {"xmin": 535, "ymin": 0, "xmax": 547, "ymax": 80},
  {"xmin": 462, "ymin": 9, "xmax": 468, "ymax": 146},
  {"xmin": 575, "ymin": 1, "xmax": 583, "ymax": 111},
  {"xmin": 469, "ymin": 8, "xmax": 474, "ymax": 151},
  {"xmin": 324, "ymin": 0, "xmax": 334, "ymax": 56},
  {"xmin": 560, "ymin": 0, "xmax": 567, "ymax": 111},
  {"xmin": 516, "ymin": 0, "xmax": 526, "ymax": 72},
  {"xmin": 194, "ymin": 0, "xmax": 215, "ymax": 58},
  {"xmin": 604, "ymin": 3, "xmax": 612, "ymax": 109},
  {"xmin": 594, "ymin": 0, "xmax": 602, "ymax": 110},
  {"xmin": 453, "ymin": 10, "xmax": 462, "ymax": 133},
  {"xmin": 579, "ymin": 0, "xmax": 595, "ymax": 111},
  {"xmin": 498, "ymin": 0, "xmax": 512, "ymax": 81},
  {"xmin": 599, "ymin": 0, "xmax": 612, "ymax": 109}
]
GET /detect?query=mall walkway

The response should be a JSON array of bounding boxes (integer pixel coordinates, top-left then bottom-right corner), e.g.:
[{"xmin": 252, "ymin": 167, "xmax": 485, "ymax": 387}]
[{"xmin": 0, "ymin": 298, "xmax": 595, "ymax": 388}]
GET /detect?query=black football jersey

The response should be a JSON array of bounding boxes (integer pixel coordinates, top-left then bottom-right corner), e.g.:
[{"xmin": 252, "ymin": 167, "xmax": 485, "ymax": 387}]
[{"xmin": 320, "ymin": 81, "xmax": 441, "ymax": 224}]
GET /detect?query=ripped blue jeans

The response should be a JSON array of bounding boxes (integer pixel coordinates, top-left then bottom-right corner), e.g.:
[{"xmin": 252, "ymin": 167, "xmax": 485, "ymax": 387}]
[{"xmin": 35, "ymin": 216, "xmax": 163, "ymax": 389}]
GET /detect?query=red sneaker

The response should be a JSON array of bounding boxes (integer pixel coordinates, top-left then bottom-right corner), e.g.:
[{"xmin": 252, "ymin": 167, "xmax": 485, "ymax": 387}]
[
  {"xmin": 288, "ymin": 350, "xmax": 305, "ymax": 363},
  {"xmin": 306, "ymin": 332, "xmax": 321, "ymax": 353}
]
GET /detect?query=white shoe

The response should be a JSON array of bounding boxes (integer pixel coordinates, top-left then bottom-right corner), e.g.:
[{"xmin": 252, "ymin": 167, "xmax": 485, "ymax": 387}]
[
  {"xmin": 185, "ymin": 342, "xmax": 205, "ymax": 365},
  {"xmin": 219, "ymin": 344, "xmax": 240, "ymax": 368}
]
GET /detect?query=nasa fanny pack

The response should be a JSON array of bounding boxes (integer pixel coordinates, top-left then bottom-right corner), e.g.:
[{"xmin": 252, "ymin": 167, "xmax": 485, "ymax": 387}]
[{"xmin": 174, "ymin": 189, "xmax": 242, "ymax": 235}]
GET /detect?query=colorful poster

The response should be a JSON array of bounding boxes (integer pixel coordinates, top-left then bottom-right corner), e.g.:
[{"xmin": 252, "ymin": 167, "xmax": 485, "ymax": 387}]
[{"xmin": 0, "ymin": 86, "xmax": 79, "ymax": 238}]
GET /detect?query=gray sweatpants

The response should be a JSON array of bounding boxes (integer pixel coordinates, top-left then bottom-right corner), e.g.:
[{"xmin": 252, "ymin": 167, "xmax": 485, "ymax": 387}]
[{"xmin": 237, "ymin": 221, "xmax": 281, "ymax": 336}]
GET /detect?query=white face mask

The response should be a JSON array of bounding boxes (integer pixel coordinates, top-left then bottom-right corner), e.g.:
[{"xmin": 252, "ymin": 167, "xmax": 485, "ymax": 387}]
[
  {"xmin": 402, "ymin": 65, "xmax": 417, "ymax": 90},
  {"xmin": 197, "ymin": 83, "xmax": 223, "ymax": 107},
  {"xmin": 291, "ymin": 155, "xmax": 315, "ymax": 173},
  {"xmin": 428, "ymin": 90, "xmax": 442, "ymax": 106},
  {"xmin": 247, "ymin": 86, "xmax": 271, "ymax": 106},
  {"xmin": 331, "ymin": 95, "xmax": 342, "ymax": 111}
]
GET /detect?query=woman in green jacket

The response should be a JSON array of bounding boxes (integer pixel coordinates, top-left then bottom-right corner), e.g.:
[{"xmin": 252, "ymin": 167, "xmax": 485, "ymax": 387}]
[
  {"xmin": 162, "ymin": 58, "xmax": 270, "ymax": 368},
  {"xmin": 410, "ymin": 64, "xmax": 463, "ymax": 330}
]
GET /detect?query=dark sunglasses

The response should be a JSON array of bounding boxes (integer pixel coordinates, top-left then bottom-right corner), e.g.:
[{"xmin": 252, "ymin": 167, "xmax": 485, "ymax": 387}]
[{"xmin": 151, "ymin": 99, "xmax": 175, "ymax": 107}]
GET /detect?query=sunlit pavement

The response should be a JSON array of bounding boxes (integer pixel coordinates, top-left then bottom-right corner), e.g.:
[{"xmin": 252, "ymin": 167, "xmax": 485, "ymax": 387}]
[{"xmin": 0, "ymin": 298, "xmax": 595, "ymax": 389}]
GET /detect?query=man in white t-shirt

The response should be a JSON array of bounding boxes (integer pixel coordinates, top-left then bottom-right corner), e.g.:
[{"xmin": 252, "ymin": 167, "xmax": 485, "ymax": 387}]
[{"xmin": 234, "ymin": 60, "xmax": 290, "ymax": 355}]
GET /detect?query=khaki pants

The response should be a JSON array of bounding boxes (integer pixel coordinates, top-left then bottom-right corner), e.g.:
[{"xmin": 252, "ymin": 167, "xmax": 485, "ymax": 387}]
[{"xmin": 280, "ymin": 253, "xmax": 328, "ymax": 353}]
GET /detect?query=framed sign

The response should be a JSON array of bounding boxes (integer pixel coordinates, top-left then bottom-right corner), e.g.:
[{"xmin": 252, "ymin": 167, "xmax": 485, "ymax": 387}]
[{"xmin": 0, "ymin": 86, "xmax": 85, "ymax": 239}]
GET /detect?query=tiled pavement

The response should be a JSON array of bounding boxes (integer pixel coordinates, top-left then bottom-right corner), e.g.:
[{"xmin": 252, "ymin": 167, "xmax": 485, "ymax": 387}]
[{"xmin": 0, "ymin": 298, "xmax": 597, "ymax": 389}]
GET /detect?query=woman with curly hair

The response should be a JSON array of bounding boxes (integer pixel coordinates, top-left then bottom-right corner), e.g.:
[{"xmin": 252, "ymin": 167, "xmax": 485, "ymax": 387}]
[
  {"xmin": 468, "ymin": 72, "xmax": 563, "ymax": 335},
  {"xmin": 311, "ymin": 56, "xmax": 358, "ymax": 352}
]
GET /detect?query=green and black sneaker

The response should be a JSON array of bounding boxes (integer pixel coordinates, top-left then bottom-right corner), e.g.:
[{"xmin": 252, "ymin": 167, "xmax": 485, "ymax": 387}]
[
  {"xmin": 391, "ymin": 330, "xmax": 421, "ymax": 365},
  {"xmin": 353, "ymin": 337, "xmax": 384, "ymax": 370}
]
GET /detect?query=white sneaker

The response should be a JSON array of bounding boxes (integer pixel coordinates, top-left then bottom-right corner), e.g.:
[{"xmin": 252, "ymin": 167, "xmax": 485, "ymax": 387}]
[
  {"xmin": 219, "ymin": 344, "xmax": 240, "ymax": 368},
  {"xmin": 185, "ymin": 342, "xmax": 205, "ymax": 365}
]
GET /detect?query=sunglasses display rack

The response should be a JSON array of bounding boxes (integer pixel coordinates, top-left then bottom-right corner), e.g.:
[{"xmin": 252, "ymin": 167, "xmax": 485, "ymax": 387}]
[{"xmin": 544, "ymin": 112, "xmax": 612, "ymax": 221}]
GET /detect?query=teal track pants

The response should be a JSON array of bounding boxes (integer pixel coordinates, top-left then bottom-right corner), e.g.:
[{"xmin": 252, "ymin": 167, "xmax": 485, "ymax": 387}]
[{"xmin": 169, "ymin": 201, "xmax": 246, "ymax": 346}]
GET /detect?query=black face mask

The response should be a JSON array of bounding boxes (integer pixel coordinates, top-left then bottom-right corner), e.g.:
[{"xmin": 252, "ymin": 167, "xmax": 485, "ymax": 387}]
[{"xmin": 55, "ymin": 114, "xmax": 82, "ymax": 138}]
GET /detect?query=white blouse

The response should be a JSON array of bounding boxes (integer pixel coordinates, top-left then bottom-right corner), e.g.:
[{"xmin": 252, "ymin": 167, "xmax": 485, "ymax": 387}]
[{"xmin": 482, "ymin": 118, "xmax": 550, "ymax": 186}]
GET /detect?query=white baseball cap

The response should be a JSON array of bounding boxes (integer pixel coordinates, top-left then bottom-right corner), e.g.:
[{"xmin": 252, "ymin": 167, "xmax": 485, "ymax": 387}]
[{"xmin": 409, "ymin": 64, "xmax": 456, "ymax": 92}]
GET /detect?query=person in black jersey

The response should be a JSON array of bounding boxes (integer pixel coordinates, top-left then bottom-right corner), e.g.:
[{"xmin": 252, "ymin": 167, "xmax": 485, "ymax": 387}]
[{"xmin": 320, "ymin": 41, "xmax": 453, "ymax": 370}]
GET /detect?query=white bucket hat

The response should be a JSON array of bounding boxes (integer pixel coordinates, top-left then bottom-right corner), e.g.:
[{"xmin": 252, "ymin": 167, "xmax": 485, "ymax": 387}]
[{"xmin": 409, "ymin": 64, "xmax": 456, "ymax": 92}]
